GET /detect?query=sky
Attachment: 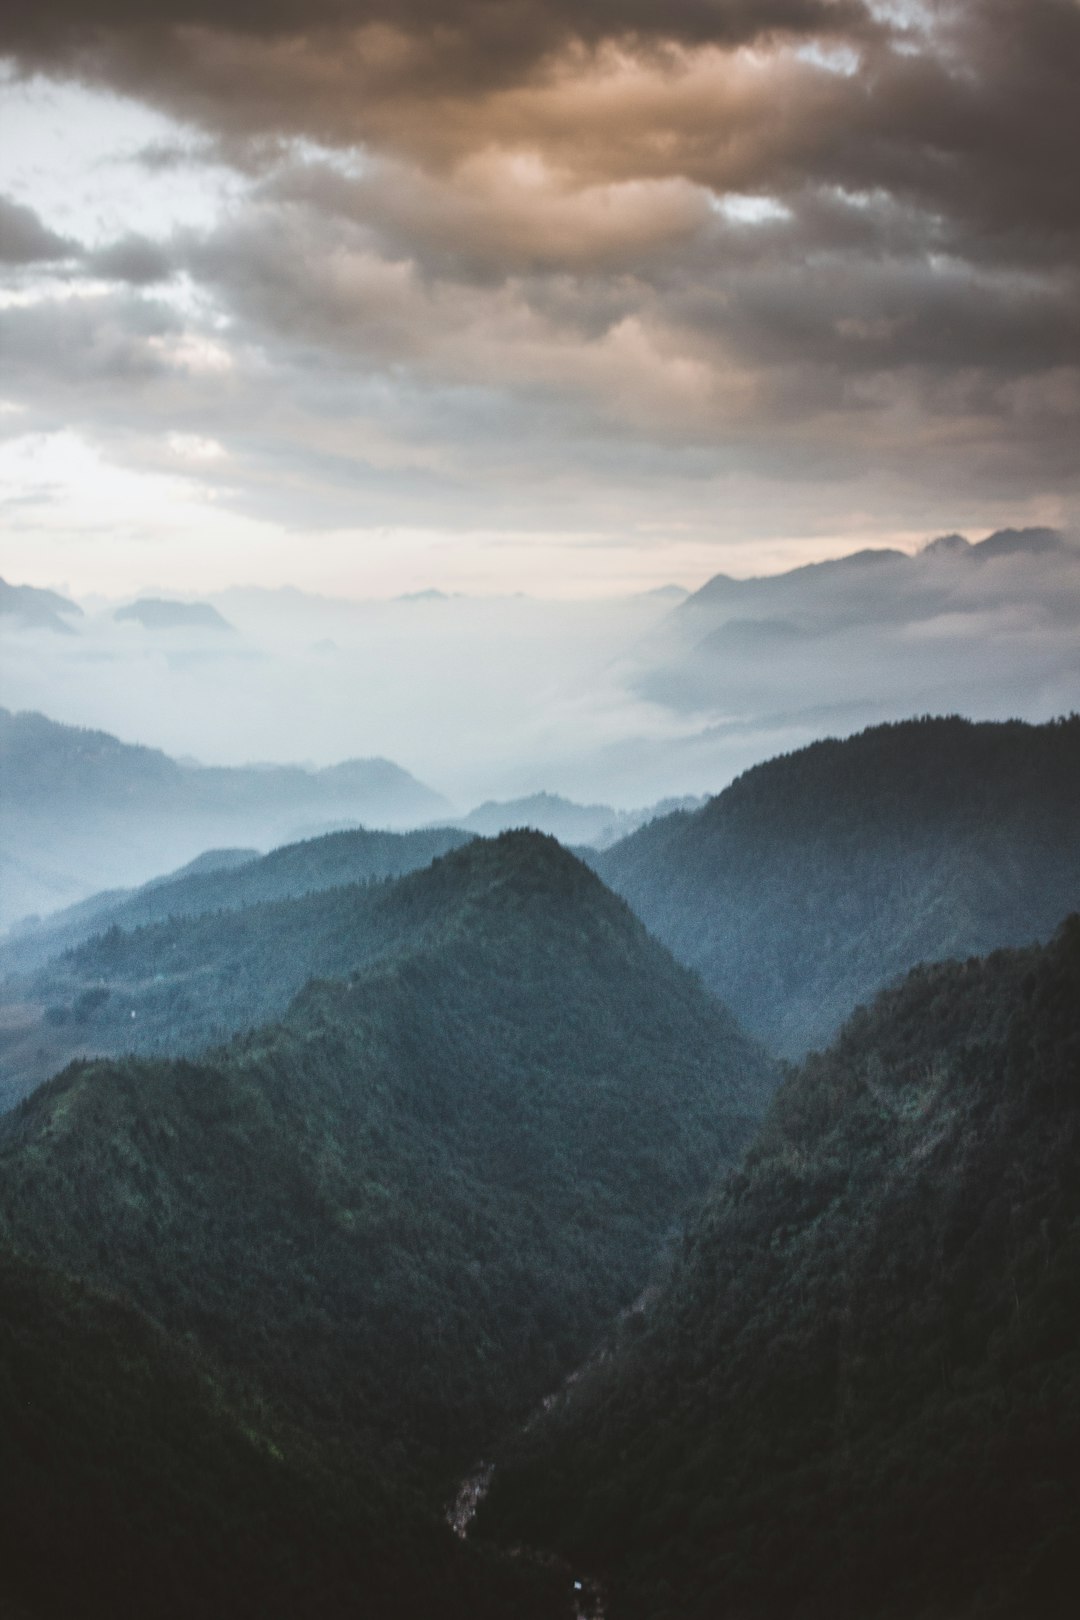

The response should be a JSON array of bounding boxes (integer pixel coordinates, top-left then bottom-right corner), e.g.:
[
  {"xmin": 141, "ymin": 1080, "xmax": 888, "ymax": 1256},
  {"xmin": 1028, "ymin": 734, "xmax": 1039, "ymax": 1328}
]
[{"xmin": 1, "ymin": 0, "xmax": 1078, "ymax": 600}]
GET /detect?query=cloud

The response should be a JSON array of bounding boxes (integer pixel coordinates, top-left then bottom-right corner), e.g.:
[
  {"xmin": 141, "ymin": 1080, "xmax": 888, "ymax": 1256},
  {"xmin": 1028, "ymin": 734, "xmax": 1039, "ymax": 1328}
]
[
  {"xmin": 624, "ymin": 530, "xmax": 1080, "ymax": 749},
  {"xmin": 0, "ymin": 195, "xmax": 76, "ymax": 263},
  {"xmin": 88, "ymin": 234, "xmax": 174, "ymax": 283},
  {"xmin": 0, "ymin": 0, "xmax": 1078, "ymax": 568}
]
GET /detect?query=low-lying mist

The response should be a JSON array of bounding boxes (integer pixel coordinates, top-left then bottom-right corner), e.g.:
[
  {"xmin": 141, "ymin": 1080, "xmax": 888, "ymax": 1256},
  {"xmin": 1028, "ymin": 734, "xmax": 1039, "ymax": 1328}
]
[{"xmin": 5, "ymin": 530, "xmax": 1078, "ymax": 809}]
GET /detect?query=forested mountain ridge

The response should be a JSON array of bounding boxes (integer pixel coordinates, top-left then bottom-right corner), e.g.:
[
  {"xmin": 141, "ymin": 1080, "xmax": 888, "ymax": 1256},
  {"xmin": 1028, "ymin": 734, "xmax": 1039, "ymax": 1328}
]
[
  {"xmin": 0, "ymin": 1238, "xmax": 556, "ymax": 1620},
  {"xmin": 593, "ymin": 715, "xmax": 1080, "ymax": 1054},
  {"xmin": 479, "ymin": 917, "xmax": 1080, "ymax": 1619},
  {"xmin": 0, "ymin": 824, "xmax": 477, "ymax": 1102},
  {"xmin": 0, "ymin": 830, "xmax": 774, "ymax": 1619},
  {"xmin": 1, "ymin": 823, "xmax": 472, "ymax": 977}
]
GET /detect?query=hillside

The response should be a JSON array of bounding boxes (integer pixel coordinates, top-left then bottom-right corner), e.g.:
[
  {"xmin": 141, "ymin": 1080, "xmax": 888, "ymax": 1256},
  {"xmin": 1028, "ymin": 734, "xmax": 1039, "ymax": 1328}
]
[
  {"xmin": 0, "ymin": 826, "xmax": 507, "ymax": 1102},
  {"xmin": 594, "ymin": 715, "xmax": 1080, "ymax": 1054},
  {"xmin": 0, "ymin": 1241, "xmax": 554, "ymax": 1620},
  {"xmin": 1, "ymin": 824, "xmax": 471, "ymax": 979},
  {"xmin": 0, "ymin": 707, "xmax": 449, "ymax": 927},
  {"xmin": 0, "ymin": 834, "xmax": 774, "ymax": 1541},
  {"xmin": 480, "ymin": 918, "xmax": 1080, "ymax": 1619}
]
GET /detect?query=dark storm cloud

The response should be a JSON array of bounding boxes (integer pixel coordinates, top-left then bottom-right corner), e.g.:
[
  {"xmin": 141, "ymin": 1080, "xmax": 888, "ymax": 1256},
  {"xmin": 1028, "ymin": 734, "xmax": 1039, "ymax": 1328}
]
[
  {"xmin": 0, "ymin": 0, "xmax": 874, "ymax": 72},
  {"xmin": 0, "ymin": 195, "xmax": 76, "ymax": 263},
  {"xmin": 88, "ymin": 234, "xmax": 175, "ymax": 284},
  {"xmin": 1, "ymin": 0, "xmax": 1078, "ymax": 545}
]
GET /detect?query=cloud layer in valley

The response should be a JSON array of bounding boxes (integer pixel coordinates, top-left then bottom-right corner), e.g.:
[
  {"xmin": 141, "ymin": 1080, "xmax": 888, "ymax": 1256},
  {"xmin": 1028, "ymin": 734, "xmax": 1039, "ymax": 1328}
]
[{"xmin": 3, "ymin": 528, "xmax": 1077, "ymax": 819}]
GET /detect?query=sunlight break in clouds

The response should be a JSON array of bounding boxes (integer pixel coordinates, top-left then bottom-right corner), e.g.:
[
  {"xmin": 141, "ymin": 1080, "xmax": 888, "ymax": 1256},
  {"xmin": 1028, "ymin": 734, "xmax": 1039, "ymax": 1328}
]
[{"xmin": 0, "ymin": 0, "xmax": 1077, "ymax": 598}]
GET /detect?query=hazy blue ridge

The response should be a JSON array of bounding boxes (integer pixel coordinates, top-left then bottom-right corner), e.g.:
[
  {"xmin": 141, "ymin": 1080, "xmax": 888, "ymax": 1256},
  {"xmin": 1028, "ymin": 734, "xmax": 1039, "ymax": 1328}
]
[{"xmin": 594, "ymin": 715, "xmax": 1080, "ymax": 1054}]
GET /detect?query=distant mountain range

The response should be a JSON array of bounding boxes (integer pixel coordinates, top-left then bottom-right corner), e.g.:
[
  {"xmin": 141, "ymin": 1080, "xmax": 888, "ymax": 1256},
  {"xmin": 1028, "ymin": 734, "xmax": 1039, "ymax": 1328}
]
[
  {"xmin": 624, "ymin": 529, "xmax": 1080, "ymax": 763},
  {"xmin": 114, "ymin": 598, "xmax": 235, "ymax": 632},
  {"xmin": 594, "ymin": 715, "xmax": 1080, "ymax": 1055},
  {"xmin": 0, "ymin": 831, "xmax": 772, "ymax": 1619},
  {"xmin": 6, "ymin": 715, "xmax": 1077, "ymax": 1091},
  {"xmin": 1, "ymin": 583, "xmax": 238, "ymax": 636},
  {"xmin": 0, "ymin": 577, "xmax": 82, "ymax": 635},
  {"xmin": 678, "ymin": 525, "xmax": 1072, "ymax": 633},
  {"xmin": 451, "ymin": 790, "xmax": 706, "ymax": 849},
  {"xmin": 480, "ymin": 916, "xmax": 1080, "ymax": 1620},
  {"xmin": 0, "ymin": 708, "xmax": 449, "ymax": 929}
]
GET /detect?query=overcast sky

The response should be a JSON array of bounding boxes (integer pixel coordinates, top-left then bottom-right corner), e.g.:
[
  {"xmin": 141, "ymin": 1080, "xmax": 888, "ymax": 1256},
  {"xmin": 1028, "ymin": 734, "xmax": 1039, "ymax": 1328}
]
[{"xmin": 1, "ymin": 0, "xmax": 1078, "ymax": 598}]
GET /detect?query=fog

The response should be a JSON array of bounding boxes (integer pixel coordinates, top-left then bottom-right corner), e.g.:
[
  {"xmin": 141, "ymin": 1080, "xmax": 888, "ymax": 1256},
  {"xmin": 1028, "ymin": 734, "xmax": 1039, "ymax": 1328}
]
[
  {"xmin": 3, "ymin": 529, "xmax": 1079, "ymax": 833},
  {"xmin": 1, "ymin": 587, "xmax": 688, "ymax": 811}
]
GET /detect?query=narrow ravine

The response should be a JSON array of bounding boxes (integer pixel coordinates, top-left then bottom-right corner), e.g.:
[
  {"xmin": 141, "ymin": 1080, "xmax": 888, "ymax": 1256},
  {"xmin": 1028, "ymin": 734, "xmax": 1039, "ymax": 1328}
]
[
  {"xmin": 447, "ymin": 1456, "xmax": 606, "ymax": 1620},
  {"xmin": 448, "ymin": 1285, "xmax": 662, "ymax": 1617}
]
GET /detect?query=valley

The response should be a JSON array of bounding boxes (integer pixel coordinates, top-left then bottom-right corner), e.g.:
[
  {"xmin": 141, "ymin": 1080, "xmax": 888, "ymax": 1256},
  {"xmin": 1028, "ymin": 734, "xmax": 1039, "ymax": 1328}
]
[
  {"xmin": 0, "ymin": 719, "xmax": 1077, "ymax": 1618},
  {"xmin": 4, "ymin": 0, "xmax": 1078, "ymax": 1607}
]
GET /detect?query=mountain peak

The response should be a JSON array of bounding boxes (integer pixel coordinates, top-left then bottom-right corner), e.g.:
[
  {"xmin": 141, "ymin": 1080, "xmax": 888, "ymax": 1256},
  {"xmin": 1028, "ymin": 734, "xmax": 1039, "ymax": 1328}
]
[
  {"xmin": 971, "ymin": 525, "xmax": 1067, "ymax": 561},
  {"xmin": 115, "ymin": 598, "xmax": 235, "ymax": 632},
  {"xmin": 0, "ymin": 577, "xmax": 83, "ymax": 633},
  {"xmin": 921, "ymin": 531, "xmax": 971, "ymax": 555}
]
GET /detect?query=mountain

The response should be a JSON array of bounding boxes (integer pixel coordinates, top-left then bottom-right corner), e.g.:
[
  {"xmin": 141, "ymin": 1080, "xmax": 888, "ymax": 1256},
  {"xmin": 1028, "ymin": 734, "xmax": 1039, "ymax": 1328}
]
[
  {"xmin": 0, "ymin": 1239, "xmax": 552, "ymax": 1620},
  {"xmin": 0, "ymin": 577, "xmax": 83, "ymax": 634},
  {"xmin": 682, "ymin": 543, "xmax": 908, "ymax": 619},
  {"xmin": 593, "ymin": 716, "xmax": 1080, "ymax": 1055},
  {"xmin": 622, "ymin": 530, "xmax": 1080, "ymax": 763},
  {"xmin": 676, "ymin": 527, "xmax": 1073, "ymax": 630},
  {"xmin": 0, "ymin": 708, "xmax": 449, "ymax": 928},
  {"xmin": 456, "ymin": 792, "xmax": 624, "ymax": 846},
  {"xmin": 0, "ymin": 827, "xmax": 483, "ymax": 1102},
  {"xmin": 0, "ymin": 832, "xmax": 773, "ymax": 1615},
  {"xmin": 480, "ymin": 918, "xmax": 1080, "ymax": 1620},
  {"xmin": 115, "ymin": 597, "xmax": 235, "ymax": 632},
  {"xmin": 454, "ymin": 792, "xmax": 708, "ymax": 850},
  {"xmin": 1, "ymin": 825, "xmax": 470, "ymax": 981}
]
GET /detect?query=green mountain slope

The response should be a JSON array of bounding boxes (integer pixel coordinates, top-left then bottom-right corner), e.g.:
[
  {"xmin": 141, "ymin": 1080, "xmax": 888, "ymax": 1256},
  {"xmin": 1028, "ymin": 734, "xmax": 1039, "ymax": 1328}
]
[
  {"xmin": 2, "ymin": 823, "xmax": 471, "ymax": 977},
  {"xmin": 0, "ymin": 1241, "xmax": 553, "ymax": 1620},
  {"xmin": 0, "ymin": 833, "xmax": 774, "ymax": 1599},
  {"xmin": 4, "ymin": 829, "xmax": 604, "ymax": 1099},
  {"xmin": 594, "ymin": 715, "xmax": 1080, "ymax": 1055},
  {"xmin": 480, "ymin": 918, "xmax": 1080, "ymax": 1620}
]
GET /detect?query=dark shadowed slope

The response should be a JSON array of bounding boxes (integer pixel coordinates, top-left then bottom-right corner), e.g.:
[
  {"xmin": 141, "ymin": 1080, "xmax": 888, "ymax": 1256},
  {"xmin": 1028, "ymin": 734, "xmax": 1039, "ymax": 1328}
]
[
  {"xmin": 594, "ymin": 715, "xmax": 1080, "ymax": 1055},
  {"xmin": 0, "ymin": 834, "xmax": 774, "ymax": 1537},
  {"xmin": 481, "ymin": 918, "xmax": 1080, "ymax": 1620},
  {"xmin": 0, "ymin": 1241, "xmax": 557, "ymax": 1620}
]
